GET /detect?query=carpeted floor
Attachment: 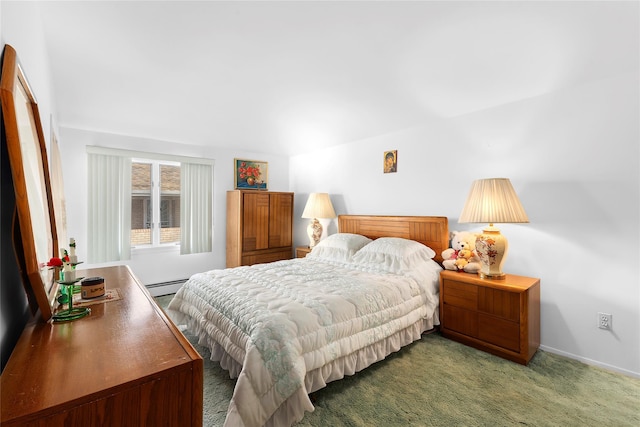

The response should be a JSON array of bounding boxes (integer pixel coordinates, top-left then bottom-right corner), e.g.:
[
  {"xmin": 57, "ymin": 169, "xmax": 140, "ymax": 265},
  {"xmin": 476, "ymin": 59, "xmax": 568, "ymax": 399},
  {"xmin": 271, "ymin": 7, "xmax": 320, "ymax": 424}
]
[{"xmin": 155, "ymin": 294, "xmax": 640, "ymax": 426}]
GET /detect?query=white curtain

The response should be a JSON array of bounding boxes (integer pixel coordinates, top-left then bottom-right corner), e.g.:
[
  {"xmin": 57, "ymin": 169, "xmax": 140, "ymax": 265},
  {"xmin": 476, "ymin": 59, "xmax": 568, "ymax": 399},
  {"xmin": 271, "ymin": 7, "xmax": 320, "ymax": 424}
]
[
  {"xmin": 87, "ymin": 153, "xmax": 131, "ymax": 263},
  {"xmin": 180, "ymin": 162, "xmax": 213, "ymax": 254}
]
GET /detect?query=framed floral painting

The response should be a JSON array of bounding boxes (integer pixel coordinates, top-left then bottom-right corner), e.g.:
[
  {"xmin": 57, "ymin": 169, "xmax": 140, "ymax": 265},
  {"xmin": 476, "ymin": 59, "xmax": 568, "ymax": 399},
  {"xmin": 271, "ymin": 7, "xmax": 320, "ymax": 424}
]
[{"xmin": 234, "ymin": 158, "xmax": 268, "ymax": 190}]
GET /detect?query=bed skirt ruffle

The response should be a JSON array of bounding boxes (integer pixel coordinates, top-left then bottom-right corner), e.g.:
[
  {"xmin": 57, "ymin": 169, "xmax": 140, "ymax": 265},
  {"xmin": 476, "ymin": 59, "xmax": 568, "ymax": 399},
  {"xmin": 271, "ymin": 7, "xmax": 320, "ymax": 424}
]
[{"xmin": 171, "ymin": 304, "xmax": 437, "ymax": 427}]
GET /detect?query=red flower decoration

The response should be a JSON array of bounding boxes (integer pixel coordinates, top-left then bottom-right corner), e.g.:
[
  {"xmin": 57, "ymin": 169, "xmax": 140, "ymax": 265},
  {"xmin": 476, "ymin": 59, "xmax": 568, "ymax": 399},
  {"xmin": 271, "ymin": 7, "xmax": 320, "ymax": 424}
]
[{"xmin": 47, "ymin": 257, "xmax": 63, "ymax": 267}]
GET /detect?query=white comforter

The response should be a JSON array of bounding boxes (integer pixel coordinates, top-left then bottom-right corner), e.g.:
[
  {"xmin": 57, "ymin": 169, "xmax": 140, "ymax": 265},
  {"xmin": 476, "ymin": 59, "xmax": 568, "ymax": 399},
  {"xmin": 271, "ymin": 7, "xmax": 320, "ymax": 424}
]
[{"xmin": 168, "ymin": 257, "xmax": 441, "ymax": 427}]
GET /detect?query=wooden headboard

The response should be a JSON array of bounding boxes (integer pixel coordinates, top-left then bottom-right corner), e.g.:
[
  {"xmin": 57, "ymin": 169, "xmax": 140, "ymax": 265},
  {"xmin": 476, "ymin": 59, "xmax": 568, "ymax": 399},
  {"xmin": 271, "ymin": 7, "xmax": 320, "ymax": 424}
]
[{"xmin": 338, "ymin": 215, "xmax": 449, "ymax": 264}]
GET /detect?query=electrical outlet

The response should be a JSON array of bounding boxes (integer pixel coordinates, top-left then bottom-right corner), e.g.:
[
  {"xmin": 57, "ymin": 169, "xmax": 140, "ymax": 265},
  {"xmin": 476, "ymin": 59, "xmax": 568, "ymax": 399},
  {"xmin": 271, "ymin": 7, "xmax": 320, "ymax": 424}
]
[{"xmin": 598, "ymin": 312, "xmax": 612, "ymax": 330}]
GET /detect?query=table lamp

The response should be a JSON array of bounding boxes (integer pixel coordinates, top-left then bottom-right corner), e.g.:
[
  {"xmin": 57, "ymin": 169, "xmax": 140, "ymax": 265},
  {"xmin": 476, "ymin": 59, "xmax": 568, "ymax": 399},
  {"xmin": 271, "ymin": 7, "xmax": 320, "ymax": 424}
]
[
  {"xmin": 458, "ymin": 178, "xmax": 529, "ymax": 279},
  {"xmin": 301, "ymin": 193, "xmax": 336, "ymax": 248}
]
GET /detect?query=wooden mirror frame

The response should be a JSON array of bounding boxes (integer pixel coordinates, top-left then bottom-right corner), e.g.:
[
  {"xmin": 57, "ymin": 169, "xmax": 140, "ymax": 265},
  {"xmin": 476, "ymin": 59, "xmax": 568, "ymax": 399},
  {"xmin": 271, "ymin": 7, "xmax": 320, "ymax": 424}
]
[{"xmin": 1, "ymin": 44, "xmax": 58, "ymax": 321}]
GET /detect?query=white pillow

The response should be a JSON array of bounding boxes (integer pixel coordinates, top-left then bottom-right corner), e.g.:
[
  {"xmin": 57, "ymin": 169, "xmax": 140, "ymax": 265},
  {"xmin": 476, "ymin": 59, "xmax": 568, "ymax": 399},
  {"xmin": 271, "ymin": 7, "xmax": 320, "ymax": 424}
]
[
  {"xmin": 351, "ymin": 237, "xmax": 436, "ymax": 273},
  {"xmin": 306, "ymin": 233, "xmax": 372, "ymax": 262}
]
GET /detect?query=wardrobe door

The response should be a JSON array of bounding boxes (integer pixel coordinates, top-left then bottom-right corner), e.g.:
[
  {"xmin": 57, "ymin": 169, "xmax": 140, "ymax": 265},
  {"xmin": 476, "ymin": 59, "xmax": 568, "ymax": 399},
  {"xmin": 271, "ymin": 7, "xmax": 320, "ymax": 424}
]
[
  {"xmin": 242, "ymin": 192, "xmax": 270, "ymax": 251},
  {"xmin": 269, "ymin": 193, "xmax": 293, "ymax": 249}
]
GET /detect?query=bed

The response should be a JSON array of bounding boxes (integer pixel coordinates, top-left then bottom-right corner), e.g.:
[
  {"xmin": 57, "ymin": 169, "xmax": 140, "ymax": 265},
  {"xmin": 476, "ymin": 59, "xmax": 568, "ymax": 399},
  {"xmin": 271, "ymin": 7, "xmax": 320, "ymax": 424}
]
[{"xmin": 168, "ymin": 215, "xmax": 449, "ymax": 427}]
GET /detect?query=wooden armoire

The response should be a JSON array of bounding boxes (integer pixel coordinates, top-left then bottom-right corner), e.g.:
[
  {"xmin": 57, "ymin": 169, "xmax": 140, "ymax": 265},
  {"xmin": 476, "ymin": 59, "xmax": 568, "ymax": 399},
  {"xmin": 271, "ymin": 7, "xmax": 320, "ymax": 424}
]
[{"xmin": 226, "ymin": 190, "xmax": 294, "ymax": 267}]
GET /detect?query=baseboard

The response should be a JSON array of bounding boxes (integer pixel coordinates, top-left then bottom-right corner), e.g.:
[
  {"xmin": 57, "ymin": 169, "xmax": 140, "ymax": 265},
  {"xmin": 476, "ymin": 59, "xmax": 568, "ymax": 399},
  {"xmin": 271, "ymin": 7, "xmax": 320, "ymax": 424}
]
[
  {"xmin": 539, "ymin": 345, "xmax": 640, "ymax": 379},
  {"xmin": 146, "ymin": 279, "xmax": 186, "ymax": 297}
]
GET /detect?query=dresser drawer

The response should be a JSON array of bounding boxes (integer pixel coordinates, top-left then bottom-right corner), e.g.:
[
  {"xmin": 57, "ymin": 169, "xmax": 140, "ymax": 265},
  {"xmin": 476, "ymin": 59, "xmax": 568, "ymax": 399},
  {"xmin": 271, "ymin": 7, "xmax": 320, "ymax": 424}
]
[
  {"xmin": 478, "ymin": 313, "xmax": 520, "ymax": 352},
  {"xmin": 442, "ymin": 279, "xmax": 477, "ymax": 311},
  {"xmin": 443, "ymin": 305, "xmax": 478, "ymax": 337},
  {"xmin": 478, "ymin": 287, "xmax": 520, "ymax": 322},
  {"xmin": 242, "ymin": 247, "xmax": 292, "ymax": 265}
]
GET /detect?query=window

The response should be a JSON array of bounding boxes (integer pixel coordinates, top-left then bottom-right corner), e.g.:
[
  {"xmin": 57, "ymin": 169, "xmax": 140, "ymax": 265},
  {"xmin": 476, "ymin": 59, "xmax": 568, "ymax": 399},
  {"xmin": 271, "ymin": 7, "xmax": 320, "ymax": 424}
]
[
  {"xmin": 87, "ymin": 147, "xmax": 213, "ymax": 263},
  {"xmin": 130, "ymin": 160, "xmax": 181, "ymax": 247}
]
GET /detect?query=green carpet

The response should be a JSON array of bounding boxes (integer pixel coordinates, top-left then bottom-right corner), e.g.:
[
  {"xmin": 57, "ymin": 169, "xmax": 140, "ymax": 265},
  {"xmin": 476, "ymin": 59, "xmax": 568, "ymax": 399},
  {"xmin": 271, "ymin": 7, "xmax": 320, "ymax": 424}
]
[{"xmin": 155, "ymin": 294, "xmax": 640, "ymax": 426}]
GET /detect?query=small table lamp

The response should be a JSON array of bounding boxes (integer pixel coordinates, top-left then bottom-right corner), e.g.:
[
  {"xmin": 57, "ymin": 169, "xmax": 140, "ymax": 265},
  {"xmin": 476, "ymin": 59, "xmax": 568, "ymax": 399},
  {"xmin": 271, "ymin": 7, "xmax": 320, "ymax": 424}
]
[
  {"xmin": 458, "ymin": 178, "xmax": 529, "ymax": 279},
  {"xmin": 301, "ymin": 193, "xmax": 336, "ymax": 249}
]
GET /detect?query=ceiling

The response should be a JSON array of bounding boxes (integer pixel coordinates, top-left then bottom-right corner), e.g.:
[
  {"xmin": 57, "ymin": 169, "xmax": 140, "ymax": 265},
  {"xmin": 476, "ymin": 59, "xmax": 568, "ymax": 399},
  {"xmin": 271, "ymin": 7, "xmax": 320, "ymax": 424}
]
[{"xmin": 35, "ymin": 1, "xmax": 637, "ymax": 156}]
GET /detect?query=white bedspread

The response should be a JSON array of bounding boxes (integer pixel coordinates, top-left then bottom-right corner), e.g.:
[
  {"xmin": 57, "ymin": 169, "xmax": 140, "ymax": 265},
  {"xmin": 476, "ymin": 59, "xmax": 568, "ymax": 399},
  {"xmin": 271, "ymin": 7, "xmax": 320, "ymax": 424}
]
[{"xmin": 168, "ymin": 257, "xmax": 441, "ymax": 427}]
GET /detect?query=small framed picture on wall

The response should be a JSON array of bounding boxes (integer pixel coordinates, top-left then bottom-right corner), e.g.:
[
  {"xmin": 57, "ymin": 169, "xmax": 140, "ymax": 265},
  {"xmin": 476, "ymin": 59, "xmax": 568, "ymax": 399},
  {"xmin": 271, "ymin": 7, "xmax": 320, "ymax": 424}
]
[{"xmin": 384, "ymin": 150, "xmax": 397, "ymax": 173}]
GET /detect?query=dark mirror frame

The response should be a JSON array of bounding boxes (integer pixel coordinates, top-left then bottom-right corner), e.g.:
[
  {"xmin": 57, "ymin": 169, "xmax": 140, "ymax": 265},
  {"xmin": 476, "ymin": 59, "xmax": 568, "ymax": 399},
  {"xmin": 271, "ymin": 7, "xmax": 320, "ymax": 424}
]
[{"xmin": 1, "ymin": 44, "xmax": 58, "ymax": 321}]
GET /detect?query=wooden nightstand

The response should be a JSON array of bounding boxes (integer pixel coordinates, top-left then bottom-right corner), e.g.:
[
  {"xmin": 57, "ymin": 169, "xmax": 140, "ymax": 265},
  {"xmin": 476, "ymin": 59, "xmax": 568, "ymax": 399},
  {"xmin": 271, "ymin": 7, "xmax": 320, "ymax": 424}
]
[
  {"xmin": 439, "ymin": 270, "xmax": 540, "ymax": 365},
  {"xmin": 295, "ymin": 246, "xmax": 312, "ymax": 258}
]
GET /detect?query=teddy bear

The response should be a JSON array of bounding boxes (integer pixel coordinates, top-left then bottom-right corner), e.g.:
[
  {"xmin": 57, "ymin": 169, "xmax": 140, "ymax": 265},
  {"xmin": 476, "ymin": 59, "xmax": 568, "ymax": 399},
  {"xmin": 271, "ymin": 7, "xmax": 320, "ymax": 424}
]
[
  {"xmin": 454, "ymin": 249, "xmax": 473, "ymax": 270},
  {"xmin": 441, "ymin": 231, "xmax": 481, "ymax": 273}
]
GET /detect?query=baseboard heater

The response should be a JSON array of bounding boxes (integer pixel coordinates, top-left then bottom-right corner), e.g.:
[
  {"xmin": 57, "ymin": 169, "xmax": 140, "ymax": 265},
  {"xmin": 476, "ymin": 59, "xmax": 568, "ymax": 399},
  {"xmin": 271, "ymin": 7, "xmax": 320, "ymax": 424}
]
[
  {"xmin": 146, "ymin": 279, "xmax": 187, "ymax": 297},
  {"xmin": 147, "ymin": 279, "xmax": 187, "ymax": 289}
]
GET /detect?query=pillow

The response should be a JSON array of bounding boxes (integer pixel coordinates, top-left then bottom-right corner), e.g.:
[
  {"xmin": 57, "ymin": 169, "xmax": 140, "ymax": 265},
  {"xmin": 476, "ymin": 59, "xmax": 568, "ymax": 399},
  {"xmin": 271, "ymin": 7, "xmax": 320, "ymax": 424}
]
[
  {"xmin": 306, "ymin": 233, "xmax": 372, "ymax": 262},
  {"xmin": 351, "ymin": 237, "xmax": 436, "ymax": 273}
]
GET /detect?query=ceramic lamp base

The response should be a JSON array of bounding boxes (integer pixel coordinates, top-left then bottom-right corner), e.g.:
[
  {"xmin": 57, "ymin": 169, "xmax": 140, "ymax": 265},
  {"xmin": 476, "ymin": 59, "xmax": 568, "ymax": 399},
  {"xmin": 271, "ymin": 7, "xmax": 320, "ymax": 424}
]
[
  {"xmin": 475, "ymin": 225, "xmax": 508, "ymax": 280},
  {"xmin": 307, "ymin": 218, "xmax": 322, "ymax": 248}
]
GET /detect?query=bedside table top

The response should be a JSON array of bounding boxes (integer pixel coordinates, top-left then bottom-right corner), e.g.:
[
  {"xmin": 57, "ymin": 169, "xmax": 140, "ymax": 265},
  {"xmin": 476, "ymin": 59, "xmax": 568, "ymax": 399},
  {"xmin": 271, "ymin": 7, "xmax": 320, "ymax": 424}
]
[{"xmin": 440, "ymin": 270, "xmax": 539, "ymax": 291}]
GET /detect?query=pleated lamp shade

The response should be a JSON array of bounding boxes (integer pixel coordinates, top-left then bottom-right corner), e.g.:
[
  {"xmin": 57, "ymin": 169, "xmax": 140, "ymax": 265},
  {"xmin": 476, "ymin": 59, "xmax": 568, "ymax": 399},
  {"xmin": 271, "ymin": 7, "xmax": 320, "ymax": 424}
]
[
  {"xmin": 458, "ymin": 178, "xmax": 528, "ymax": 279},
  {"xmin": 302, "ymin": 193, "xmax": 337, "ymax": 220}
]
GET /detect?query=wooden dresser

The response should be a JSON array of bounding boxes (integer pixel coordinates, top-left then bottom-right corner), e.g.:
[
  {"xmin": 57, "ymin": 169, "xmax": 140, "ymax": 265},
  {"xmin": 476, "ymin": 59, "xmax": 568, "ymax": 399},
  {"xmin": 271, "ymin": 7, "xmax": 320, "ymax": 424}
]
[
  {"xmin": 439, "ymin": 270, "xmax": 540, "ymax": 365},
  {"xmin": 0, "ymin": 265, "xmax": 203, "ymax": 427},
  {"xmin": 226, "ymin": 190, "xmax": 294, "ymax": 267}
]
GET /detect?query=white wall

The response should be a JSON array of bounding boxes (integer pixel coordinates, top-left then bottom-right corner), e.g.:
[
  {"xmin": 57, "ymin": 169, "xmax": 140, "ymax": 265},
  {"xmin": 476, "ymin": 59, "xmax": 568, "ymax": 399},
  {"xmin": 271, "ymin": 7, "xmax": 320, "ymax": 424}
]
[
  {"xmin": 1, "ymin": 1, "xmax": 56, "ymax": 156},
  {"xmin": 59, "ymin": 127, "xmax": 290, "ymax": 287},
  {"xmin": 290, "ymin": 72, "xmax": 640, "ymax": 377}
]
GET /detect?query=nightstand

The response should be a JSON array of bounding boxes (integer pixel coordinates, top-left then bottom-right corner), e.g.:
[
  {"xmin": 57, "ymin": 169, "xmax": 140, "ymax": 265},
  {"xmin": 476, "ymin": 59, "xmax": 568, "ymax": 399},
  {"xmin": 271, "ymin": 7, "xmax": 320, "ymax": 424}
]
[
  {"xmin": 439, "ymin": 270, "xmax": 540, "ymax": 365},
  {"xmin": 295, "ymin": 246, "xmax": 312, "ymax": 258}
]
